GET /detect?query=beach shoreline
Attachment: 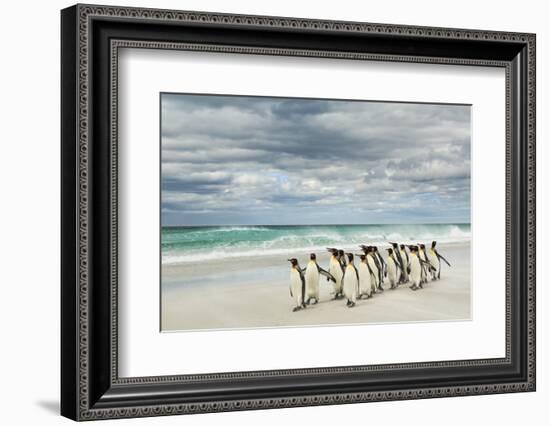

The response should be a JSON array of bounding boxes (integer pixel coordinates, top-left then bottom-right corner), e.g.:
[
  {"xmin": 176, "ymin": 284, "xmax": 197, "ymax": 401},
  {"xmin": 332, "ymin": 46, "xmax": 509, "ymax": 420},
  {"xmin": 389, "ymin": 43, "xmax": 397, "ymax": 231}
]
[{"xmin": 161, "ymin": 241, "xmax": 471, "ymax": 332}]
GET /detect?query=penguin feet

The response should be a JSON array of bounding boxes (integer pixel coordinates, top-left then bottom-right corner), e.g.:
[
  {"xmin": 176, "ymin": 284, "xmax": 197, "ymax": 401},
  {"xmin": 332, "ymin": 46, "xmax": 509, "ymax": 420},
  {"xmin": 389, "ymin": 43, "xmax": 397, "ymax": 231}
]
[
  {"xmin": 292, "ymin": 306, "xmax": 301, "ymax": 312},
  {"xmin": 348, "ymin": 302, "xmax": 356, "ymax": 308},
  {"xmin": 346, "ymin": 300, "xmax": 351, "ymax": 306},
  {"xmin": 302, "ymin": 303, "xmax": 307, "ymax": 309}
]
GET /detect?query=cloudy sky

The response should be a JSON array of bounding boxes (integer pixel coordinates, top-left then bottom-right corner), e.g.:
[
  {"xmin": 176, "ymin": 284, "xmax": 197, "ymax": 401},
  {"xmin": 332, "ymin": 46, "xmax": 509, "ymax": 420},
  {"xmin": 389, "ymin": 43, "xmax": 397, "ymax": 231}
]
[{"xmin": 161, "ymin": 93, "xmax": 471, "ymax": 226}]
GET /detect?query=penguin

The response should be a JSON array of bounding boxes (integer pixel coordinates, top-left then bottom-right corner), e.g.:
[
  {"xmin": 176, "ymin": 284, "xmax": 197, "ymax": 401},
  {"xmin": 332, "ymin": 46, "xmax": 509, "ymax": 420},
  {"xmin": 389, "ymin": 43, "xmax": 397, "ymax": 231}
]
[
  {"xmin": 327, "ymin": 248, "xmax": 345, "ymax": 299},
  {"xmin": 417, "ymin": 243, "xmax": 434, "ymax": 286},
  {"xmin": 408, "ymin": 246, "xmax": 422, "ymax": 290},
  {"xmin": 373, "ymin": 246, "xmax": 386, "ymax": 286},
  {"xmin": 355, "ymin": 253, "xmax": 373, "ymax": 299},
  {"xmin": 430, "ymin": 241, "xmax": 451, "ymax": 279},
  {"xmin": 370, "ymin": 247, "xmax": 384, "ymax": 291},
  {"xmin": 418, "ymin": 243, "xmax": 437, "ymax": 284},
  {"xmin": 361, "ymin": 246, "xmax": 380, "ymax": 292},
  {"xmin": 426, "ymin": 243, "xmax": 440, "ymax": 281},
  {"xmin": 338, "ymin": 249, "xmax": 347, "ymax": 268},
  {"xmin": 386, "ymin": 248, "xmax": 401, "ymax": 289},
  {"xmin": 389, "ymin": 242, "xmax": 406, "ymax": 284},
  {"xmin": 305, "ymin": 253, "xmax": 336, "ymax": 304},
  {"xmin": 342, "ymin": 253, "xmax": 359, "ymax": 307},
  {"xmin": 288, "ymin": 258, "xmax": 306, "ymax": 311},
  {"xmin": 399, "ymin": 244, "xmax": 410, "ymax": 283}
]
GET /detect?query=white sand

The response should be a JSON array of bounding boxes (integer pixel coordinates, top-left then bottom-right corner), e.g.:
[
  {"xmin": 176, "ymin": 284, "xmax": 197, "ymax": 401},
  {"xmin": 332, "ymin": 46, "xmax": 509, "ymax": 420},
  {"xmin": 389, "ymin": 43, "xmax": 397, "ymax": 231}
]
[{"xmin": 161, "ymin": 242, "xmax": 470, "ymax": 331}]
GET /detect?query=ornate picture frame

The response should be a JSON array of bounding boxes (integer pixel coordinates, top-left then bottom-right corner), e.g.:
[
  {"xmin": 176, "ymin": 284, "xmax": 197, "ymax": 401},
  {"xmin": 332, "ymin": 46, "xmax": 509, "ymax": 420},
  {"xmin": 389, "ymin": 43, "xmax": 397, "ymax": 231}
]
[{"xmin": 61, "ymin": 4, "xmax": 535, "ymax": 421}]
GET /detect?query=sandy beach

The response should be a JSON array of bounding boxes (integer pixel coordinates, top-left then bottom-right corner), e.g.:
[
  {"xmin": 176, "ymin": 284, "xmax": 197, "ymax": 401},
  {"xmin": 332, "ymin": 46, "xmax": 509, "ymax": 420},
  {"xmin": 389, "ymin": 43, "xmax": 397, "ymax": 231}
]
[{"xmin": 161, "ymin": 241, "xmax": 470, "ymax": 332}]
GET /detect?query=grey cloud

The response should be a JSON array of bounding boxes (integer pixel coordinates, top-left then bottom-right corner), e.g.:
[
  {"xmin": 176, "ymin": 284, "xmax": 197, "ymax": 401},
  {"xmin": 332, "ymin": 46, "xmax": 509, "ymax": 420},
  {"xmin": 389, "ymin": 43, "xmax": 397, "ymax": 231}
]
[{"xmin": 160, "ymin": 93, "xmax": 471, "ymax": 225}]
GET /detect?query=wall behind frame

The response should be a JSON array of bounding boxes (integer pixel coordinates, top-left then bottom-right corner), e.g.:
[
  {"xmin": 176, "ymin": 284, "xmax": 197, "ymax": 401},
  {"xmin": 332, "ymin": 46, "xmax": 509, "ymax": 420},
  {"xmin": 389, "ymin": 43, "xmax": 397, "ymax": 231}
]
[{"xmin": 0, "ymin": 0, "xmax": 546, "ymax": 425}]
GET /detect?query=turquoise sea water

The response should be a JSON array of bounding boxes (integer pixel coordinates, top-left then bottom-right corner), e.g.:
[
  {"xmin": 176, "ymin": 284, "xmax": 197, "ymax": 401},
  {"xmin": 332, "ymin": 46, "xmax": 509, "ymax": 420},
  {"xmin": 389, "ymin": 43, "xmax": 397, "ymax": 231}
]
[{"xmin": 161, "ymin": 224, "xmax": 470, "ymax": 265}]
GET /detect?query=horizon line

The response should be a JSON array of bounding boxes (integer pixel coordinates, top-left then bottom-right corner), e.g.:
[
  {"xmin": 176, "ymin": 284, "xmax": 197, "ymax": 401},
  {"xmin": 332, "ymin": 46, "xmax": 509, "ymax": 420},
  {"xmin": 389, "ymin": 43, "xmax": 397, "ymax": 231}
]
[{"xmin": 162, "ymin": 222, "xmax": 471, "ymax": 228}]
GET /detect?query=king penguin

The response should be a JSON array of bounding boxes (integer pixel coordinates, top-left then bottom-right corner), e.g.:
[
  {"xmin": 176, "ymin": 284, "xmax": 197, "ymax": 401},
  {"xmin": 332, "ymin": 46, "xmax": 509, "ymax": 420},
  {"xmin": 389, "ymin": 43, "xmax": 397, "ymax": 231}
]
[
  {"xmin": 399, "ymin": 244, "xmax": 410, "ymax": 283},
  {"xmin": 288, "ymin": 258, "xmax": 306, "ymax": 311},
  {"xmin": 389, "ymin": 242, "xmax": 406, "ymax": 284},
  {"xmin": 342, "ymin": 253, "xmax": 359, "ymax": 307},
  {"xmin": 361, "ymin": 246, "xmax": 380, "ymax": 292},
  {"xmin": 418, "ymin": 243, "xmax": 437, "ymax": 284},
  {"xmin": 373, "ymin": 246, "xmax": 386, "ymax": 286},
  {"xmin": 305, "ymin": 253, "xmax": 336, "ymax": 304},
  {"xmin": 417, "ymin": 243, "xmax": 428, "ymax": 284},
  {"xmin": 327, "ymin": 248, "xmax": 344, "ymax": 299},
  {"xmin": 356, "ymin": 253, "xmax": 373, "ymax": 299},
  {"xmin": 429, "ymin": 241, "xmax": 451, "ymax": 279},
  {"xmin": 408, "ymin": 246, "xmax": 422, "ymax": 291},
  {"xmin": 386, "ymin": 248, "xmax": 401, "ymax": 289}
]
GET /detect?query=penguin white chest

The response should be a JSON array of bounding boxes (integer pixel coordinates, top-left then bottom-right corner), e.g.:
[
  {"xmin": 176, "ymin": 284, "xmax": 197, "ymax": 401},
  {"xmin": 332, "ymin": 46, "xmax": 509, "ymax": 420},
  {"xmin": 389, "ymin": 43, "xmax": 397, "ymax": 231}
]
[
  {"xmin": 305, "ymin": 262, "xmax": 320, "ymax": 298},
  {"xmin": 387, "ymin": 257, "xmax": 397, "ymax": 279},
  {"xmin": 328, "ymin": 257, "xmax": 343, "ymax": 293},
  {"xmin": 409, "ymin": 256, "xmax": 421, "ymax": 284},
  {"xmin": 427, "ymin": 250, "xmax": 439, "ymax": 268},
  {"xmin": 358, "ymin": 263, "xmax": 371, "ymax": 295},
  {"xmin": 329, "ymin": 258, "xmax": 343, "ymax": 280},
  {"xmin": 289, "ymin": 269, "xmax": 303, "ymax": 305},
  {"xmin": 343, "ymin": 266, "xmax": 358, "ymax": 301}
]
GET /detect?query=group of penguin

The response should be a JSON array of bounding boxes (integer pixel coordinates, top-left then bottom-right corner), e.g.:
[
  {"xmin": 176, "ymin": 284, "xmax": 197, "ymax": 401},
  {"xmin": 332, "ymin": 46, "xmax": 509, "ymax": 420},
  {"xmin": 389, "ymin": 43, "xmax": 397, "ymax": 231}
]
[{"xmin": 287, "ymin": 241, "xmax": 451, "ymax": 311}]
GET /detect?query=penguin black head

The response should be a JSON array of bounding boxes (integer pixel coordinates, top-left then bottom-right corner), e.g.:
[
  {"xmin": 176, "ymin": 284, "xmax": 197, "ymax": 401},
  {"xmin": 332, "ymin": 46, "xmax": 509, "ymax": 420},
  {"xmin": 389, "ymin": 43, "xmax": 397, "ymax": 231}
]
[
  {"xmin": 389, "ymin": 242, "xmax": 399, "ymax": 249},
  {"xmin": 359, "ymin": 245, "xmax": 369, "ymax": 253},
  {"xmin": 373, "ymin": 246, "xmax": 379, "ymax": 252},
  {"xmin": 326, "ymin": 247, "xmax": 337, "ymax": 254},
  {"xmin": 338, "ymin": 249, "xmax": 345, "ymax": 257},
  {"xmin": 419, "ymin": 243, "xmax": 426, "ymax": 250},
  {"xmin": 400, "ymin": 244, "xmax": 405, "ymax": 250},
  {"xmin": 310, "ymin": 253, "xmax": 316, "ymax": 260},
  {"xmin": 346, "ymin": 253, "xmax": 354, "ymax": 263},
  {"xmin": 431, "ymin": 241, "xmax": 437, "ymax": 249},
  {"xmin": 355, "ymin": 254, "xmax": 366, "ymax": 261},
  {"xmin": 387, "ymin": 248, "xmax": 393, "ymax": 255},
  {"xmin": 408, "ymin": 245, "xmax": 416, "ymax": 252},
  {"xmin": 287, "ymin": 258, "xmax": 298, "ymax": 267}
]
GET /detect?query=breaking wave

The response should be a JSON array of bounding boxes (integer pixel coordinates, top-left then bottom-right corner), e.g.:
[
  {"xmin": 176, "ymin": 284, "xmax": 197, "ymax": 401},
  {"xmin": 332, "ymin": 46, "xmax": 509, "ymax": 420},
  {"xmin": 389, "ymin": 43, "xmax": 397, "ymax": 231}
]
[{"xmin": 161, "ymin": 224, "xmax": 470, "ymax": 264}]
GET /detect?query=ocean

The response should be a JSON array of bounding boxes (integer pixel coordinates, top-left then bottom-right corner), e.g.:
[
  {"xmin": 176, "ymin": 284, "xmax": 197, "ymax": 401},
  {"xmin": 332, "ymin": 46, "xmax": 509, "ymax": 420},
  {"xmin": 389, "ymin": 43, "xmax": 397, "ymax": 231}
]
[{"xmin": 161, "ymin": 224, "xmax": 470, "ymax": 265}]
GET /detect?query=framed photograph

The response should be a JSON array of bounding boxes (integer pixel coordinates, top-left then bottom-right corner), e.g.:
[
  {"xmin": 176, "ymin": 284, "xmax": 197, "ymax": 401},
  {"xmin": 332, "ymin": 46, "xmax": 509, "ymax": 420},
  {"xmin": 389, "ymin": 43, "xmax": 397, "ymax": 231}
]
[{"xmin": 61, "ymin": 4, "xmax": 536, "ymax": 421}]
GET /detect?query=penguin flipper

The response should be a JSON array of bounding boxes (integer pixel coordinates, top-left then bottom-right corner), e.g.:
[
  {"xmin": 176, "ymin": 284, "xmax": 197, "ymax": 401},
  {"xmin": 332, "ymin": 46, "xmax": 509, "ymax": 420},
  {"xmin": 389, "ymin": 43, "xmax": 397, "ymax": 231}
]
[
  {"xmin": 339, "ymin": 261, "xmax": 346, "ymax": 274},
  {"xmin": 420, "ymin": 259, "xmax": 437, "ymax": 272},
  {"xmin": 319, "ymin": 267, "xmax": 336, "ymax": 283},
  {"xmin": 436, "ymin": 251, "xmax": 451, "ymax": 267}
]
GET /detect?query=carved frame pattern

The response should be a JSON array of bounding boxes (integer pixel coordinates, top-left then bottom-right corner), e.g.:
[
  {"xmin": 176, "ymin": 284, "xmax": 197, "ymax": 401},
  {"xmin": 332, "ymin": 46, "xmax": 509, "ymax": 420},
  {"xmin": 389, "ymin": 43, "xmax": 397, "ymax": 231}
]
[{"xmin": 61, "ymin": 3, "xmax": 536, "ymax": 421}]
